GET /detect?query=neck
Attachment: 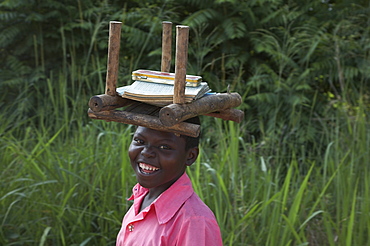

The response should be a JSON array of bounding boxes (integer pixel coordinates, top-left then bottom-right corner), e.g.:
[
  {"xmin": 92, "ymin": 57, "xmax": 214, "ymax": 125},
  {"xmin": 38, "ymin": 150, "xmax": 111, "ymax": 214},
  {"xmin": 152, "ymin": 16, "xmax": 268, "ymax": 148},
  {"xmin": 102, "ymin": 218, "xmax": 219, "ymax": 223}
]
[
  {"xmin": 139, "ymin": 173, "xmax": 185, "ymax": 212},
  {"xmin": 139, "ymin": 188, "xmax": 164, "ymax": 213}
]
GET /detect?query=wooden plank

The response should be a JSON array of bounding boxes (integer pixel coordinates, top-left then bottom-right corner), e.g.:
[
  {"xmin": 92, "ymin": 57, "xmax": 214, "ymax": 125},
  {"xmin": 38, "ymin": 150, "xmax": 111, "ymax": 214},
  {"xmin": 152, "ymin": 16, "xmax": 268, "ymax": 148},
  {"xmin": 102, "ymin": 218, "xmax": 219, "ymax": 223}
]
[
  {"xmin": 105, "ymin": 21, "xmax": 122, "ymax": 96},
  {"xmin": 205, "ymin": 108, "xmax": 244, "ymax": 123},
  {"xmin": 89, "ymin": 94, "xmax": 133, "ymax": 112},
  {"xmin": 159, "ymin": 93, "xmax": 242, "ymax": 126},
  {"xmin": 173, "ymin": 25, "xmax": 189, "ymax": 104},
  {"xmin": 88, "ymin": 109, "xmax": 200, "ymax": 137},
  {"xmin": 161, "ymin": 21, "xmax": 172, "ymax": 73}
]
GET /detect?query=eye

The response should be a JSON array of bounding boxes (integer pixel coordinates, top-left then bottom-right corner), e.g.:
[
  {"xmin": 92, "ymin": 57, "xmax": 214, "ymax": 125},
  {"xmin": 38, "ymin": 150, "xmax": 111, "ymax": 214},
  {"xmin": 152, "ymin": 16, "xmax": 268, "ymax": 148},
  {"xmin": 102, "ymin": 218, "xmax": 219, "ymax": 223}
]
[
  {"xmin": 159, "ymin": 145, "xmax": 171, "ymax": 150},
  {"xmin": 133, "ymin": 137, "xmax": 144, "ymax": 144}
]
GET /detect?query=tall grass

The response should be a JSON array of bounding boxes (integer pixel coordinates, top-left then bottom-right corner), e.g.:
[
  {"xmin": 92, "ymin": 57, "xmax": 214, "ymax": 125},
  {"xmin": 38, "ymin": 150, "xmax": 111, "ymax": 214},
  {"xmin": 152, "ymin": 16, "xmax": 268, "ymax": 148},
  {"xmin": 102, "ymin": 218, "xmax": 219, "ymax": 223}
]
[
  {"xmin": 1, "ymin": 64, "xmax": 370, "ymax": 246},
  {"xmin": 188, "ymin": 108, "xmax": 369, "ymax": 246},
  {"xmin": 0, "ymin": 89, "xmax": 134, "ymax": 245}
]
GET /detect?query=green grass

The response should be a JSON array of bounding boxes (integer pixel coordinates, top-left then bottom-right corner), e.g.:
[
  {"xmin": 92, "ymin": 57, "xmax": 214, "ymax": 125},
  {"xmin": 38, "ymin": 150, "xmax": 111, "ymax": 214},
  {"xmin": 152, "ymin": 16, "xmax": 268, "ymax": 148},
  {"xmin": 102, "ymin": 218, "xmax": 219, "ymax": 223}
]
[
  {"xmin": 1, "ymin": 72, "xmax": 370, "ymax": 245},
  {"xmin": 188, "ymin": 112, "xmax": 370, "ymax": 245}
]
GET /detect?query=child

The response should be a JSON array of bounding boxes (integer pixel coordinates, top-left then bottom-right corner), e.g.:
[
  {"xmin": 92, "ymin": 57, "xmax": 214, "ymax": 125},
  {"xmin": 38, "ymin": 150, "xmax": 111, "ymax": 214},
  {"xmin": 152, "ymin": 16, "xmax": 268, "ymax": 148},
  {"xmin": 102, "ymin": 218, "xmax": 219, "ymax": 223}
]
[{"xmin": 116, "ymin": 117, "xmax": 223, "ymax": 245}]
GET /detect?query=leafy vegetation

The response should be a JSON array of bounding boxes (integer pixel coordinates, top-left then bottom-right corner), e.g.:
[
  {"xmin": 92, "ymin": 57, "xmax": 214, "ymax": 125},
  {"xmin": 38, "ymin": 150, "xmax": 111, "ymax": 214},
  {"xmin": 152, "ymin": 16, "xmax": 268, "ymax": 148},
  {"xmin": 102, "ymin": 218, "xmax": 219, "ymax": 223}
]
[{"xmin": 1, "ymin": 0, "xmax": 369, "ymax": 245}]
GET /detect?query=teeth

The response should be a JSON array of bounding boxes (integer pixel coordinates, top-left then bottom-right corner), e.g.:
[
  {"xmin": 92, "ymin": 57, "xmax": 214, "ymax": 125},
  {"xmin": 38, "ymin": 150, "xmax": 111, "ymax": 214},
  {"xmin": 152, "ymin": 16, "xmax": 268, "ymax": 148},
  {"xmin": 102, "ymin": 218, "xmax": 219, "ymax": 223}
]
[{"xmin": 139, "ymin": 163, "xmax": 159, "ymax": 171}]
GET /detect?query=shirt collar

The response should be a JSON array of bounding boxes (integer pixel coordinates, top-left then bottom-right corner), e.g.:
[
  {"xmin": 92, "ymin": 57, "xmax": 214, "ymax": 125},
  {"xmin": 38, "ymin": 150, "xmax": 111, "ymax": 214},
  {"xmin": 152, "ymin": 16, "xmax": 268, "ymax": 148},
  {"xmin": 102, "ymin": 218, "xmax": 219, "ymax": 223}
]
[
  {"xmin": 128, "ymin": 172, "xmax": 194, "ymax": 224},
  {"xmin": 154, "ymin": 172, "xmax": 194, "ymax": 224}
]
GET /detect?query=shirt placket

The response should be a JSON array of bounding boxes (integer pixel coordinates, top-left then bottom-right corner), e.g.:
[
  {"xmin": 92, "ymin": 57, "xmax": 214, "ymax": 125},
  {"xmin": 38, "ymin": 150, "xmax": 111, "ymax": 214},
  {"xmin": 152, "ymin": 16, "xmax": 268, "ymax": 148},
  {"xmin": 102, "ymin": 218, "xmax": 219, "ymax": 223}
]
[{"xmin": 125, "ymin": 206, "xmax": 150, "ymax": 235}]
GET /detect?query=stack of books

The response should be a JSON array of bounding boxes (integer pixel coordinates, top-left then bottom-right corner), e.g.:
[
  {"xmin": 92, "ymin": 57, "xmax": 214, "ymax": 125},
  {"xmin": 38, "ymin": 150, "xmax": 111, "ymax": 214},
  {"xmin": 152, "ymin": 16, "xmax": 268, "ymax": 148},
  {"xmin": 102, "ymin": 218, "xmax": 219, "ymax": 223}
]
[{"xmin": 117, "ymin": 69, "xmax": 211, "ymax": 106}]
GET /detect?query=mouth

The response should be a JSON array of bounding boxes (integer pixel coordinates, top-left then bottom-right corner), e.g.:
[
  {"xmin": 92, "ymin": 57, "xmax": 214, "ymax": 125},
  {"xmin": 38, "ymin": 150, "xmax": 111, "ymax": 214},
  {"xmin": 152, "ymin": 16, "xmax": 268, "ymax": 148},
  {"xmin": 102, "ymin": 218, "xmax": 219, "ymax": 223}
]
[{"xmin": 138, "ymin": 162, "xmax": 160, "ymax": 175}]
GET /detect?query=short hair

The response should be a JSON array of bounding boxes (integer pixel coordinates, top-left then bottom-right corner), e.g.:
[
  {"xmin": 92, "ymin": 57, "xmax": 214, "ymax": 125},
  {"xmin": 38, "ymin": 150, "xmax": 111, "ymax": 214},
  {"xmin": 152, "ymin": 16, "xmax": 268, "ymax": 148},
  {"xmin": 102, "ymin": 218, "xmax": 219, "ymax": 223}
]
[{"xmin": 182, "ymin": 116, "xmax": 201, "ymax": 150}]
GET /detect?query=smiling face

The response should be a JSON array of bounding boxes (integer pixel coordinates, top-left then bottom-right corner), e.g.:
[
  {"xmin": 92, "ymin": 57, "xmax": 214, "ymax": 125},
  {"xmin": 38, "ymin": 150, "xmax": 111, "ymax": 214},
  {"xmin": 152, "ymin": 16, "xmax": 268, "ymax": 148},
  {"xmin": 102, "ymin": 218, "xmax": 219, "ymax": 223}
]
[{"xmin": 128, "ymin": 126, "xmax": 199, "ymax": 194}]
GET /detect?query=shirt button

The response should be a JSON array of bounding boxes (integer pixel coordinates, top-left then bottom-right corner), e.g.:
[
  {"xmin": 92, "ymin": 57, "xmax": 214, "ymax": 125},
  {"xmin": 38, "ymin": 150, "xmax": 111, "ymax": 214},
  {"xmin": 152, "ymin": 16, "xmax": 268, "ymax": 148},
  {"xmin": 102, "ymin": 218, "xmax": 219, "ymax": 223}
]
[{"xmin": 128, "ymin": 224, "xmax": 134, "ymax": 232}]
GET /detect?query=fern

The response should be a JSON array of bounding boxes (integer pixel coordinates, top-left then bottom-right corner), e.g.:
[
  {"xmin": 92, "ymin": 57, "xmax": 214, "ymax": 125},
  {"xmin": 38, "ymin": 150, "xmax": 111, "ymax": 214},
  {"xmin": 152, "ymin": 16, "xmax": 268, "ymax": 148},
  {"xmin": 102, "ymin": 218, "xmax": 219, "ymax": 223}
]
[
  {"xmin": 222, "ymin": 17, "xmax": 246, "ymax": 39},
  {"xmin": 182, "ymin": 8, "xmax": 218, "ymax": 28},
  {"xmin": 0, "ymin": 25, "xmax": 21, "ymax": 47},
  {"xmin": 0, "ymin": 11, "xmax": 19, "ymax": 21},
  {"xmin": 181, "ymin": 0, "xmax": 216, "ymax": 9}
]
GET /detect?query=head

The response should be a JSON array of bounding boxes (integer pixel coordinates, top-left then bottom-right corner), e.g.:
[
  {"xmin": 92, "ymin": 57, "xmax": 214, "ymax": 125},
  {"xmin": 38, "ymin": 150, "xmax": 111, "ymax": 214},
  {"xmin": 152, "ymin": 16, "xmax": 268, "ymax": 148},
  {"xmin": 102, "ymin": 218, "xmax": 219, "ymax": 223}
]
[{"xmin": 128, "ymin": 117, "xmax": 200, "ymax": 193}]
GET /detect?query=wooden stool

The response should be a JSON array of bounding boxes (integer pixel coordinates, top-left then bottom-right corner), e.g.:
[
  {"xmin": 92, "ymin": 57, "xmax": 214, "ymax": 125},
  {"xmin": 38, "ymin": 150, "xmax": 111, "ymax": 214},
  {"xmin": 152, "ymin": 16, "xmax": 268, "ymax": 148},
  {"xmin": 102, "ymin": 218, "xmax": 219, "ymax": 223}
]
[{"xmin": 88, "ymin": 21, "xmax": 244, "ymax": 137}]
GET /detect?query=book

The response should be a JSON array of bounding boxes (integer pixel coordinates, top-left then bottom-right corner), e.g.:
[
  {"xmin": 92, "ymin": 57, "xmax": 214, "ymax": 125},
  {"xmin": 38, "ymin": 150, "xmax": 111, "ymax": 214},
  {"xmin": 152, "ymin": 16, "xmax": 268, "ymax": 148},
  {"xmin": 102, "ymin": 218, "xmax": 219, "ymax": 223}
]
[
  {"xmin": 117, "ymin": 81, "xmax": 211, "ymax": 107},
  {"xmin": 132, "ymin": 69, "xmax": 202, "ymax": 87}
]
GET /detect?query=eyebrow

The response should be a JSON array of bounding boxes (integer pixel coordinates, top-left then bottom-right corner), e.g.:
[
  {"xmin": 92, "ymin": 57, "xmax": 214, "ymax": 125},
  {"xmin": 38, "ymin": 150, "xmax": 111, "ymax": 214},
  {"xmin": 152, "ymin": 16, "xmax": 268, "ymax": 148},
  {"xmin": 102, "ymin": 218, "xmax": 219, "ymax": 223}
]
[{"xmin": 134, "ymin": 132, "xmax": 176, "ymax": 143}]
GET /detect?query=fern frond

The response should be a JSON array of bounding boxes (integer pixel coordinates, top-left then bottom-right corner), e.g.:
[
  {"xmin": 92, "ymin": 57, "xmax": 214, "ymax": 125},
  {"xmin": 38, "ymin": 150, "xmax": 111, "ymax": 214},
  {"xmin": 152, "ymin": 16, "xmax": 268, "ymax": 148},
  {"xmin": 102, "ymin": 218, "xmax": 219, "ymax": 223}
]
[
  {"xmin": 221, "ymin": 17, "xmax": 246, "ymax": 39},
  {"xmin": 25, "ymin": 12, "xmax": 44, "ymax": 22},
  {"xmin": 122, "ymin": 25, "xmax": 156, "ymax": 49},
  {"xmin": 343, "ymin": 66, "xmax": 360, "ymax": 80},
  {"xmin": 0, "ymin": 11, "xmax": 19, "ymax": 21},
  {"xmin": 214, "ymin": 0, "xmax": 237, "ymax": 4},
  {"xmin": 0, "ymin": 0, "xmax": 23, "ymax": 9},
  {"xmin": 0, "ymin": 25, "xmax": 21, "ymax": 48},
  {"xmin": 6, "ymin": 55, "xmax": 31, "ymax": 74},
  {"xmin": 181, "ymin": 0, "xmax": 216, "ymax": 9},
  {"xmin": 182, "ymin": 8, "xmax": 218, "ymax": 28},
  {"xmin": 39, "ymin": 0, "xmax": 70, "ymax": 11}
]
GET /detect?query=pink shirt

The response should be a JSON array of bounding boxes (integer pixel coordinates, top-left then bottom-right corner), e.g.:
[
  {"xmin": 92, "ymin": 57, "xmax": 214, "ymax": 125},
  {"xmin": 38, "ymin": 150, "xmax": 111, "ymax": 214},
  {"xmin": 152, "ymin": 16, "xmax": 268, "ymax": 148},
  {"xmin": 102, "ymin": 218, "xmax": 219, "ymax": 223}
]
[{"xmin": 116, "ymin": 173, "xmax": 223, "ymax": 246}]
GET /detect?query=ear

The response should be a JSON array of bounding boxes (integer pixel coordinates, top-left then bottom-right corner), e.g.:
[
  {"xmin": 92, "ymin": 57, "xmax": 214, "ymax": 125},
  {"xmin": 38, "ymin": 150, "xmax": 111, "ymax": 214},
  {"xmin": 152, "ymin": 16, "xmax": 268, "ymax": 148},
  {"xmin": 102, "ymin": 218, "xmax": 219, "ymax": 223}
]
[{"xmin": 185, "ymin": 147, "xmax": 199, "ymax": 166}]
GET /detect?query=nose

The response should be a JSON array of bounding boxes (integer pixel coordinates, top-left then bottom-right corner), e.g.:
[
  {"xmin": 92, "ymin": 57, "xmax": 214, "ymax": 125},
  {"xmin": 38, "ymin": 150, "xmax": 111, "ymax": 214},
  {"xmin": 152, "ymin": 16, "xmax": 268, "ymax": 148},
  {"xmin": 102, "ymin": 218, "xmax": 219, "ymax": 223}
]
[{"xmin": 141, "ymin": 145, "xmax": 155, "ymax": 158}]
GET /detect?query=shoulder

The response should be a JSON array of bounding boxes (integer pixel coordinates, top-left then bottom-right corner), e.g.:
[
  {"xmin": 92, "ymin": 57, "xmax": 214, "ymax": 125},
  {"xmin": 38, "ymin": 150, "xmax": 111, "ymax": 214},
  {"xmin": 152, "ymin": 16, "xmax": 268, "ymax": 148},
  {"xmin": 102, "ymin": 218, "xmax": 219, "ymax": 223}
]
[
  {"xmin": 171, "ymin": 193, "xmax": 223, "ymax": 245},
  {"xmin": 174, "ymin": 192, "xmax": 221, "ymax": 233},
  {"xmin": 181, "ymin": 192, "xmax": 216, "ymax": 219}
]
